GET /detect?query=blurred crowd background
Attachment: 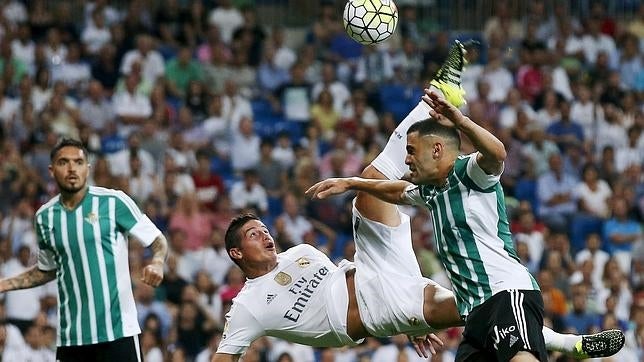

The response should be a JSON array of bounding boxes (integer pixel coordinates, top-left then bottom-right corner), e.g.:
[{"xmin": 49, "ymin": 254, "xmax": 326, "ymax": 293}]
[{"xmin": 0, "ymin": 0, "xmax": 641, "ymax": 361}]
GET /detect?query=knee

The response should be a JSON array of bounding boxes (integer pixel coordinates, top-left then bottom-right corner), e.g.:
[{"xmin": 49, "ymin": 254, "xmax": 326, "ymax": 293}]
[{"xmin": 422, "ymin": 284, "xmax": 462, "ymax": 329}]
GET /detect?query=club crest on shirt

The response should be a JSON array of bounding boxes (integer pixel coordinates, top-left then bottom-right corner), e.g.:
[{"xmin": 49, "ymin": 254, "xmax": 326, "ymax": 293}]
[
  {"xmin": 84, "ymin": 212, "xmax": 98, "ymax": 224},
  {"xmin": 274, "ymin": 272, "xmax": 292, "ymax": 286},
  {"xmin": 296, "ymin": 257, "xmax": 310, "ymax": 268}
]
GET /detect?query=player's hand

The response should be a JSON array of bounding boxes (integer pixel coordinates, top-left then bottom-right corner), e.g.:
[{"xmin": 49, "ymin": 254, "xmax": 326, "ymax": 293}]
[
  {"xmin": 305, "ymin": 178, "xmax": 351, "ymax": 199},
  {"xmin": 408, "ymin": 333, "xmax": 444, "ymax": 358},
  {"xmin": 422, "ymin": 89, "xmax": 465, "ymax": 127},
  {"xmin": 141, "ymin": 261, "xmax": 164, "ymax": 287}
]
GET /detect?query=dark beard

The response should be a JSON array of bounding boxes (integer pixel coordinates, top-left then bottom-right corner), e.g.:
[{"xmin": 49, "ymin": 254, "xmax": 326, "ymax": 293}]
[{"xmin": 57, "ymin": 183, "xmax": 86, "ymax": 194}]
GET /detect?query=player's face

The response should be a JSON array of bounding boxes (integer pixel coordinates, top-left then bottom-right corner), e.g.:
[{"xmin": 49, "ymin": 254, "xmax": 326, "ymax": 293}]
[
  {"xmin": 405, "ymin": 132, "xmax": 440, "ymax": 185},
  {"xmin": 237, "ymin": 220, "xmax": 277, "ymax": 265},
  {"xmin": 49, "ymin": 146, "xmax": 90, "ymax": 193}
]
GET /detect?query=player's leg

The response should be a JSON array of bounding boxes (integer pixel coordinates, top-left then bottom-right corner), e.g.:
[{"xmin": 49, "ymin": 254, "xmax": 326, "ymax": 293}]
[
  {"xmin": 543, "ymin": 327, "xmax": 625, "ymax": 359},
  {"xmin": 353, "ymin": 40, "xmax": 471, "ymax": 332},
  {"xmin": 369, "ymin": 39, "xmax": 469, "ymax": 183}
]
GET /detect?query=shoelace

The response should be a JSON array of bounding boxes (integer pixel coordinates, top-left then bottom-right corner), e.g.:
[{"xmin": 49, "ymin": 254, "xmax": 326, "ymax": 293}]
[{"xmin": 435, "ymin": 40, "xmax": 466, "ymax": 86}]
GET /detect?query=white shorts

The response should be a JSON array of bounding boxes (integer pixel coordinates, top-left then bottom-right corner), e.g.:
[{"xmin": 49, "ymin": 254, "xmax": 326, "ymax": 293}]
[
  {"xmin": 351, "ymin": 201, "xmax": 450, "ymax": 337},
  {"xmin": 371, "ymin": 84, "xmax": 446, "ymax": 180}
]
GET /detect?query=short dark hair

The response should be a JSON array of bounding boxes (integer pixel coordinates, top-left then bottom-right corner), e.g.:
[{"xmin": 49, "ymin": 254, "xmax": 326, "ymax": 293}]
[
  {"xmin": 224, "ymin": 213, "xmax": 261, "ymax": 264},
  {"xmin": 407, "ymin": 119, "xmax": 461, "ymax": 150},
  {"xmin": 50, "ymin": 138, "xmax": 88, "ymax": 161}
]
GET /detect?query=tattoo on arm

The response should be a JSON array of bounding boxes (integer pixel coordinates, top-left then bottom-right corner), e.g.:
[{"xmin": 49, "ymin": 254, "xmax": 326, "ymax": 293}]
[
  {"xmin": 0, "ymin": 266, "xmax": 56, "ymax": 292},
  {"xmin": 149, "ymin": 234, "xmax": 168, "ymax": 264}
]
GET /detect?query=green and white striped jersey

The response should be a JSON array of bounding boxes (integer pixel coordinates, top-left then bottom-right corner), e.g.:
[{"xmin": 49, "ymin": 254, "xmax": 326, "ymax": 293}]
[
  {"xmin": 405, "ymin": 153, "xmax": 539, "ymax": 318},
  {"xmin": 35, "ymin": 186, "xmax": 162, "ymax": 347}
]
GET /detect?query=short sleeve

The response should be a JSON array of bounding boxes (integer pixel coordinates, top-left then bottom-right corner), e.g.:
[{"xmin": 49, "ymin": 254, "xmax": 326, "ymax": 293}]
[
  {"xmin": 216, "ymin": 302, "xmax": 265, "ymax": 355},
  {"xmin": 114, "ymin": 191, "xmax": 161, "ymax": 247},
  {"xmin": 402, "ymin": 184, "xmax": 425, "ymax": 206},
  {"xmin": 128, "ymin": 215, "xmax": 162, "ymax": 247},
  {"xmin": 37, "ymin": 249, "xmax": 57, "ymax": 271},
  {"xmin": 465, "ymin": 153, "xmax": 502, "ymax": 190},
  {"xmin": 34, "ymin": 213, "xmax": 57, "ymax": 271}
]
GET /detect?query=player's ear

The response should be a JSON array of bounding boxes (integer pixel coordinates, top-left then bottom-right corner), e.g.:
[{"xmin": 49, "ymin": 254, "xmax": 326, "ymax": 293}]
[
  {"xmin": 229, "ymin": 248, "xmax": 242, "ymax": 261},
  {"xmin": 433, "ymin": 142, "xmax": 443, "ymax": 159}
]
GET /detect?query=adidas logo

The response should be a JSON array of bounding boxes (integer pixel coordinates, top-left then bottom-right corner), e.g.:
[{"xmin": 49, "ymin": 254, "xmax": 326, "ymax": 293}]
[
  {"xmin": 266, "ymin": 293, "xmax": 276, "ymax": 304},
  {"xmin": 509, "ymin": 335, "xmax": 519, "ymax": 347}
]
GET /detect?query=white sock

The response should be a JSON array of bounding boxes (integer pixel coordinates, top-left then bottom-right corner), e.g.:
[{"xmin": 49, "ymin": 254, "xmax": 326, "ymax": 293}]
[
  {"xmin": 542, "ymin": 326, "xmax": 582, "ymax": 353},
  {"xmin": 369, "ymin": 85, "xmax": 444, "ymax": 180}
]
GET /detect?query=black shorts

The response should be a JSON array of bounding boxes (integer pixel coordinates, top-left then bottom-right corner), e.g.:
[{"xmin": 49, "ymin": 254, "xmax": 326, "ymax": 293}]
[
  {"xmin": 56, "ymin": 335, "xmax": 143, "ymax": 362},
  {"xmin": 455, "ymin": 290, "xmax": 548, "ymax": 362}
]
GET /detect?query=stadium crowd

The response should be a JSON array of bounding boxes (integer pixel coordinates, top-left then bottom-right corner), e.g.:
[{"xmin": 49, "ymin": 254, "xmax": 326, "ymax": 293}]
[{"xmin": 0, "ymin": 0, "xmax": 641, "ymax": 361}]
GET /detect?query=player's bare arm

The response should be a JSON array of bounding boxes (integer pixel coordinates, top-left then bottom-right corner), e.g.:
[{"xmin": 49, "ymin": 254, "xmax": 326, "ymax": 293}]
[
  {"xmin": 306, "ymin": 177, "xmax": 412, "ymax": 204},
  {"xmin": 422, "ymin": 89, "xmax": 506, "ymax": 175},
  {"xmin": 0, "ymin": 266, "xmax": 56, "ymax": 292},
  {"xmin": 211, "ymin": 352, "xmax": 240, "ymax": 362},
  {"xmin": 141, "ymin": 234, "xmax": 168, "ymax": 287}
]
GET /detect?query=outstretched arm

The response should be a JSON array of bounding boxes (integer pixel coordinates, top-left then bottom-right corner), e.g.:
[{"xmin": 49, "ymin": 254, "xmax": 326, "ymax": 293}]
[
  {"xmin": 423, "ymin": 89, "xmax": 506, "ymax": 175},
  {"xmin": 0, "ymin": 266, "xmax": 56, "ymax": 292},
  {"xmin": 306, "ymin": 177, "xmax": 413, "ymax": 205},
  {"xmin": 141, "ymin": 234, "xmax": 168, "ymax": 287}
]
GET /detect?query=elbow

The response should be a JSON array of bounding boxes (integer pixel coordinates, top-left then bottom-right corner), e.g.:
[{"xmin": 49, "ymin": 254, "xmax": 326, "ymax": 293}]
[{"xmin": 497, "ymin": 147, "xmax": 507, "ymax": 163}]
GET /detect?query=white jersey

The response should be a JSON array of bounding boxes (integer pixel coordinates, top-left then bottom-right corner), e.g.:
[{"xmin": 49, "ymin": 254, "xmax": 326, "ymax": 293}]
[{"xmin": 217, "ymin": 244, "xmax": 360, "ymax": 355}]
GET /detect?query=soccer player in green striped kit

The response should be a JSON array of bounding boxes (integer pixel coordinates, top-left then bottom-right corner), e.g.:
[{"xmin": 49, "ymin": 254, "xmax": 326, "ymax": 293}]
[
  {"xmin": 307, "ymin": 41, "xmax": 625, "ymax": 360},
  {"xmin": 0, "ymin": 138, "xmax": 168, "ymax": 361}
]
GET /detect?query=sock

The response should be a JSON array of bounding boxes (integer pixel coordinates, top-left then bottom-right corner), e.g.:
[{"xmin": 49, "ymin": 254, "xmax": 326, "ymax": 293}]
[{"xmin": 542, "ymin": 326, "xmax": 582, "ymax": 353}]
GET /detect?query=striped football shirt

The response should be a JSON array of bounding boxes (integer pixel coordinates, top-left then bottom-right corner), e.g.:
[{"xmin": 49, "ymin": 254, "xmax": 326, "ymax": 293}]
[
  {"xmin": 405, "ymin": 153, "xmax": 539, "ymax": 317},
  {"xmin": 35, "ymin": 186, "xmax": 161, "ymax": 346}
]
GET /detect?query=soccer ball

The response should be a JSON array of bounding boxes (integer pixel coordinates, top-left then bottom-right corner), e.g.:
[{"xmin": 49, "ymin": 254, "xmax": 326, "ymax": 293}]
[{"xmin": 343, "ymin": 0, "xmax": 399, "ymax": 45}]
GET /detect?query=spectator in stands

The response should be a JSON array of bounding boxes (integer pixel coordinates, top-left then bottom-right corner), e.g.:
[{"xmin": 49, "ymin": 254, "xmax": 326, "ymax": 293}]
[
  {"xmin": 538, "ymin": 269, "xmax": 568, "ymax": 322},
  {"xmin": 576, "ymin": 233, "xmax": 610, "ymax": 289},
  {"xmin": 274, "ymin": 191, "xmax": 314, "ymax": 249},
  {"xmin": 107, "ymin": 132, "xmax": 156, "ymax": 177},
  {"xmin": 121, "ymin": 34, "xmax": 165, "ymax": 83},
  {"xmin": 222, "ymin": 79, "xmax": 253, "ymax": 132},
  {"xmin": 228, "ymin": 168, "xmax": 268, "ymax": 215},
  {"xmin": 78, "ymin": 80, "xmax": 114, "ymax": 132},
  {"xmin": 270, "ymin": 62, "xmax": 312, "ymax": 122},
  {"xmin": 563, "ymin": 283, "xmax": 601, "ymax": 334},
  {"xmin": 581, "ymin": 16, "xmax": 618, "ymax": 67},
  {"xmin": 169, "ymin": 192, "xmax": 214, "ymax": 251},
  {"xmin": 202, "ymin": 42, "xmax": 233, "ymax": 94},
  {"xmin": 256, "ymin": 138, "xmax": 287, "ymax": 200},
  {"xmin": 312, "ymin": 62, "xmax": 351, "ymax": 115},
  {"xmin": 166, "ymin": 47, "xmax": 203, "ymax": 99},
  {"xmin": 230, "ymin": 116, "xmax": 260, "ymax": 173},
  {"xmin": 192, "ymin": 150, "xmax": 225, "ymax": 212},
  {"xmin": 257, "ymin": 42, "xmax": 290, "ymax": 96},
  {"xmin": 603, "ymin": 196, "xmax": 642, "ymax": 274},
  {"xmin": 546, "ymin": 99, "xmax": 584, "ymax": 153},
  {"xmin": 271, "ymin": 131, "xmax": 296, "ymax": 171},
  {"xmin": 10, "ymin": 23, "xmax": 35, "ymax": 73},
  {"xmin": 82, "ymin": 8, "xmax": 112, "ymax": 55},
  {"xmin": 135, "ymin": 282, "xmax": 173, "ymax": 339},
  {"xmin": 537, "ymin": 152, "xmax": 579, "ymax": 232},
  {"xmin": 207, "ymin": 0, "xmax": 243, "ymax": 45},
  {"xmin": 90, "ymin": 43, "xmax": 119, "ymax": 91},
  {"xmin": 310, "ymin": 89, "xmax": 340, "ymax": 141},
  {"xmin": 112, "ymin": 73, "xmax": 153, "ymax": 135}
]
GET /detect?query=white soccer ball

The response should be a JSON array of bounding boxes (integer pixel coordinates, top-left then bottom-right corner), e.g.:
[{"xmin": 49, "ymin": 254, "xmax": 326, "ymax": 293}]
[{"xmin": 343, "ymin": 0, "xmax": 399, "ymax": 45}]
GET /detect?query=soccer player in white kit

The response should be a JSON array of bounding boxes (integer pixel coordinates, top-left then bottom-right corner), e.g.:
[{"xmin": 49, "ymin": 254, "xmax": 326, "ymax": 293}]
[
  {"xmin": 212, "ymin": 42, "xmax": 625, "ymax": 362},
  {"xmin": 306, "ymin": 46, "xmax": 626, "ymax": 359}
]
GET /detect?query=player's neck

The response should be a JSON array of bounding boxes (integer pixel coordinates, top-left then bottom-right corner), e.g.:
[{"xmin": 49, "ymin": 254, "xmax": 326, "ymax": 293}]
[
  {"xmin": 60, "ymin": 186, "xmax": 89, "ymax": 210},
  {"xmin": 244, "ymin": 260, "xmax": 278, "ymax": 279}
]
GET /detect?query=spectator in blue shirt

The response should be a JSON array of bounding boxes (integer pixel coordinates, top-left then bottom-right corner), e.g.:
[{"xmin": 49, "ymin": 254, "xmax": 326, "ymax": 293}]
[
  {"xmin": 563, "ymin": 283, "xmax": 601, "ymax": 334},
  {"xmin": 603, "ymin": 196, "xmax": 642, "ymax": 273},
  {"xmin": 537, "ymin": 153, "xmax": 579, "ymax": 231},
  {"xmin": 546, "ymin": 99, "xmax": 584, "ymax": 152}
]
